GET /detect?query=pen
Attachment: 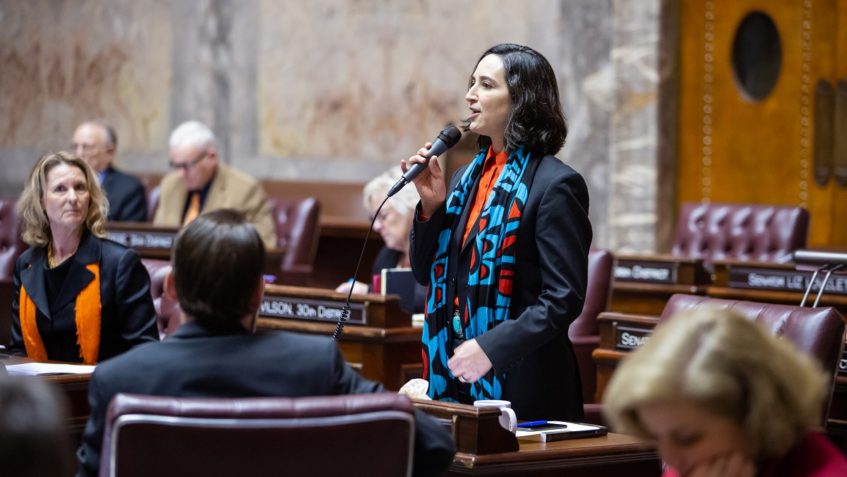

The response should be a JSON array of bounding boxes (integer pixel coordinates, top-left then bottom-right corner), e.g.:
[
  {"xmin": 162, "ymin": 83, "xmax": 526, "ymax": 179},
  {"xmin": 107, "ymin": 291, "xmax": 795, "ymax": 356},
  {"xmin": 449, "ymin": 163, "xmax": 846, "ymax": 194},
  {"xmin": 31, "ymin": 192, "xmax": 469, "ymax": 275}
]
[{"xmin": 519, "ymin": 420, "xmax": 549, "ymax": 427}]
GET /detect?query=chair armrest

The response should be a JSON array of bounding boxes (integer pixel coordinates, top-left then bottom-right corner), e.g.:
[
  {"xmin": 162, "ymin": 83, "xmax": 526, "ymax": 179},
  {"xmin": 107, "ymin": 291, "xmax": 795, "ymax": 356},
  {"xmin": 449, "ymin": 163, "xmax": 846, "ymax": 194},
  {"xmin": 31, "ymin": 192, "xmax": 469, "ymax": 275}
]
[{"xmin": 597, "ymin": 312, "xmax": 659, "ymax": 325}]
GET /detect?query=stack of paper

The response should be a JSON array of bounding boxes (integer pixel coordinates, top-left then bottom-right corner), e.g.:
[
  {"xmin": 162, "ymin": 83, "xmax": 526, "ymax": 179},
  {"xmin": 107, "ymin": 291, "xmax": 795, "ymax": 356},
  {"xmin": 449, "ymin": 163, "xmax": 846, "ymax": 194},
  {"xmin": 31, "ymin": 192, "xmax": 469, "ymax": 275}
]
[
  {"xmin": 516, "ymin": 421, "xmax": 607, "ymax": 442},
  {"xmin": 6, "ymin": 362, "xmax": 96, "ymax": 376}
]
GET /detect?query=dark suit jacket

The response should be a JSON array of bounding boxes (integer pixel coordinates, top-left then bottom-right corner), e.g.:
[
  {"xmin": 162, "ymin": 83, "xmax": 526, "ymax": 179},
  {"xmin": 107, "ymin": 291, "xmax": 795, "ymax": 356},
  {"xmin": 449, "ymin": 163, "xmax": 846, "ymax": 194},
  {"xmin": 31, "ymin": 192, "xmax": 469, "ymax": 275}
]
[
  {"xmin": 411, "ymin": 155, "xmax": 592, "ymax": 420},
  {"xmin": 9, "ymin": 231, "xmax": 158, "ymax": 362},
  {"xmin": 101, "ymin": 166, "xmax": 147, "ymax": 222},
  {"xmin": 76, "ymin": 322, "xmax": 455, "ymax": 477}
]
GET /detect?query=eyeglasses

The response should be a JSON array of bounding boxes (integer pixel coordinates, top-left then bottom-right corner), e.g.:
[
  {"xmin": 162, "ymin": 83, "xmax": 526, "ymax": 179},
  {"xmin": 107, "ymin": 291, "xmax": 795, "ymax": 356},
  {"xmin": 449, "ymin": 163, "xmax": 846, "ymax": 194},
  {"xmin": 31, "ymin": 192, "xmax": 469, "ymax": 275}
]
[{"xmin": 169, "ymin": 150, "xmax": 208, "ymax": 170}]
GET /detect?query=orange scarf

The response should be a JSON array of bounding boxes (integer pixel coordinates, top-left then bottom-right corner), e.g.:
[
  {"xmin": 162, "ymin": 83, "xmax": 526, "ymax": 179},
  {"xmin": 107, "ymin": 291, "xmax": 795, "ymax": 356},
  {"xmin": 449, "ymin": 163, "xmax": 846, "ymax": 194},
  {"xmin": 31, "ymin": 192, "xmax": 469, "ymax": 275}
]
[{"xmin": 20, "ymin": 263, "xmax": 102, "ymax": 364}]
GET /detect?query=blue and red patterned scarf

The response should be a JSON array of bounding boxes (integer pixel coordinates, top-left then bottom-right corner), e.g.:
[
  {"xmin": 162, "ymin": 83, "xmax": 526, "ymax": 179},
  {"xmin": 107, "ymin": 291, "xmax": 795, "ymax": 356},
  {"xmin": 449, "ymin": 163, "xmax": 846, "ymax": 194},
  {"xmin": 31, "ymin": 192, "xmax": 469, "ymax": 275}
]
[{"xmin": 422, "ymin": 145, "xmax": 537, "ymax": 402}]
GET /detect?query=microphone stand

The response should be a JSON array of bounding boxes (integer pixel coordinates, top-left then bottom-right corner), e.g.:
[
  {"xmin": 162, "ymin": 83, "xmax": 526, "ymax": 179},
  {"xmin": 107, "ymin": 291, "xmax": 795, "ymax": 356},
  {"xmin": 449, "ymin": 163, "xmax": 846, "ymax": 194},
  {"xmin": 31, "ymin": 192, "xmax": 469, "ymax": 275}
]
[
  {"xmin": 794, "ymin": 250, "xmax": 847, "ymax": 307},
  {"xmin": 332, "ymin": 195, "xmax": 391, "ymax": 340}
]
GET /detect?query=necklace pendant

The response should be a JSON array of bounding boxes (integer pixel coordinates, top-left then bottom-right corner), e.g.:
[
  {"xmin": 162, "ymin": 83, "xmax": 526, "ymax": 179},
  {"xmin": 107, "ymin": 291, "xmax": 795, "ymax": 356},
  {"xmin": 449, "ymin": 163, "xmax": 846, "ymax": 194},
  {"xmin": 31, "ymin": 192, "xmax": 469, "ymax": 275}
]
[{"xmin": 452, "ymin": 310, "xmax": 463, "ymax": 338}]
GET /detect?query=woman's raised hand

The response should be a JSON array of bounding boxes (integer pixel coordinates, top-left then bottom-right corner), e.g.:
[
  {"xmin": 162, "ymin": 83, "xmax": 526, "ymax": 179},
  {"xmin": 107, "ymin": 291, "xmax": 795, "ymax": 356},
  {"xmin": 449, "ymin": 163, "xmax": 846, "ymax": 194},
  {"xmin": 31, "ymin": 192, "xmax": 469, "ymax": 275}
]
[{"xmin": 401, "ymin": 142, "xmax": 447, "ymax": 218}]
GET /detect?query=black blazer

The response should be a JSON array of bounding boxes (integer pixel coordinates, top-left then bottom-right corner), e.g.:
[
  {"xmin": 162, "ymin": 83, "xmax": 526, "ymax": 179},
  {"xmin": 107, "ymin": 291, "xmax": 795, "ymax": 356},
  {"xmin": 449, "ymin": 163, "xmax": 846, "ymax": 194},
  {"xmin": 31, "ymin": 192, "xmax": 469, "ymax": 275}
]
[
  {"xmin": 411, "ymin": 155, "xmax": 592, "ymax": 420},
  {"xmin": 76, "ymin": 322, "xmax": 456, "ymax": 477},
  {"xmin": 9, "ymin": 231, "xmax": 158, "ymax": 362},
  {"xmin": 101, "ymin": 166, "xmax": 147, "ymax": 222}
]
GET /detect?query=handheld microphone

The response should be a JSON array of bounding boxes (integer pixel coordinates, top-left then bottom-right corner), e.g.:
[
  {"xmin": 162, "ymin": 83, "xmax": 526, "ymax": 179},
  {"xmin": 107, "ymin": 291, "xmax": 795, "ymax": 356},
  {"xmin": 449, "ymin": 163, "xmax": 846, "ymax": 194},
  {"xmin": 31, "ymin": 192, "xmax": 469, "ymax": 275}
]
[
  {"xmin": 332, "ymin": 125, "xmax": 461, "ymax": 340},
  {"xmin": 387, "ymin": 125, "xmax": 463, "ymax": 197}
]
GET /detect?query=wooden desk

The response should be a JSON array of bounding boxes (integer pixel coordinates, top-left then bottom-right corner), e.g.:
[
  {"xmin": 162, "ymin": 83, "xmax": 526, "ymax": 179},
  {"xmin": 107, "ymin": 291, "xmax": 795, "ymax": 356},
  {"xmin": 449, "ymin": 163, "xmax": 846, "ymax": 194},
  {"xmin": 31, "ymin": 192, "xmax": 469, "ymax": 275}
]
[
  {"xmin": 256, "ymin": 284, "xmax": 422, "ymax": 390},
  {"xmin": 105, "ymin": 222, "xmax": 285, "ymax": 278},
  {"xmin": 413, "ymin": 399, "xmax": 660, "ymax": 476},
  {"xmin": 709, "ymin": 260, "xmax": 847, "ymax": 314},
  {"xmin": 3, "ymin": 355, "xmax": 92, "ymax": 454},
  {"xmin": 449, "ymin": 433, "xmax": 660, "ymax": 476},
  {"xmin": 610, "ymin": 255, "xmax": 709, "ymax": 315},
  {"xmin": 310, "ymin": 216, "xmax": 385, "ymax": 289}
]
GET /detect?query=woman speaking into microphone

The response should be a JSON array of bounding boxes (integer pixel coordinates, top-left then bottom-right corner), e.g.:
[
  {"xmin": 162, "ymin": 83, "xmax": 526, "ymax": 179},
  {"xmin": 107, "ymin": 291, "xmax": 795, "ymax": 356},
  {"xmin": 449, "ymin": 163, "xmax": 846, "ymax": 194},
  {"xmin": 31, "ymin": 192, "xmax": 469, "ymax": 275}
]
[{"xmin": 402, "ymin": 43, "xmax": 592, "ymax": 420}]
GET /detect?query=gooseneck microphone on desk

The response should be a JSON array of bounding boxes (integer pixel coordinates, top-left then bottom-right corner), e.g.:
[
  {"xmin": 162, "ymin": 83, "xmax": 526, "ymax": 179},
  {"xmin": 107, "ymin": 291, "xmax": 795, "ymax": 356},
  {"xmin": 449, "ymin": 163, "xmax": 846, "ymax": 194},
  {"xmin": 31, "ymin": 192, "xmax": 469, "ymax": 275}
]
[
  {"xmin": 793, "ymin": 249, "xmax": 847, "ymax": 308},
  {"xmin": 332, "ymin": 125, "xmax": 463, "ymax": 340}
]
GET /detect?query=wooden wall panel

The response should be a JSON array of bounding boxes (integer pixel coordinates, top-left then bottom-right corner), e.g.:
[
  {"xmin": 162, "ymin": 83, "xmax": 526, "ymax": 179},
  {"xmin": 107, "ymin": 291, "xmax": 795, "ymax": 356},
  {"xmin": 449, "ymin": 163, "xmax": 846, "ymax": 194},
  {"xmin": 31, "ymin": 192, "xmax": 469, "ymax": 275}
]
[{"xmin": 678, "ymin": 0, "xmax": 844, "ymax": 246}]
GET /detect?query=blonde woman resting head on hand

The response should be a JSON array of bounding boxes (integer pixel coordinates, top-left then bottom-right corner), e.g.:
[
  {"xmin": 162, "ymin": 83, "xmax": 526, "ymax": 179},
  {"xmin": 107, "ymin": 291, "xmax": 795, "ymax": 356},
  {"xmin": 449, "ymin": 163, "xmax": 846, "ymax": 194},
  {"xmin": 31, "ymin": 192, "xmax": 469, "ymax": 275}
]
[{"xmin": 603, "ymin": 308, "xmax": 847, "ymax": 477}]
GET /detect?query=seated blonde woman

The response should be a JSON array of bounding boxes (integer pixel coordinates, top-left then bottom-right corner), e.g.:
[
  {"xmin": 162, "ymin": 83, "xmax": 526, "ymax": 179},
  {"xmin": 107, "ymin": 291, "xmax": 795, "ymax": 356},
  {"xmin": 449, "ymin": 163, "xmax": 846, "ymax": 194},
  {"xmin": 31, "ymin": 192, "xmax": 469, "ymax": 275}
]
[
  {"xmin": 10, "ymin": 152, "xmax": 157, "ymax": 363},
  {"xmin": 603, "ymin": 308, "xmax": 847, "ymax": 477},
  {"xmin": 336, "ymin": 168, "xmax": 421, "ymax": 299}
]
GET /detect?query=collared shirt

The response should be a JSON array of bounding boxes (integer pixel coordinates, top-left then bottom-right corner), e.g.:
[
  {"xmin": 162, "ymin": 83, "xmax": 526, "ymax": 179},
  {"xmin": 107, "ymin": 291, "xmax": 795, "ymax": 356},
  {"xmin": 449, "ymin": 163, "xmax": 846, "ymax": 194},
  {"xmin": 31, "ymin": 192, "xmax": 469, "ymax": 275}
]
[
  {"xmin": 454, "ymin": 147, "xmax": 508, "ymax": 310},
  {"xmin": 462, "ymin": 147, "xmax": 508, "ymax": 246}
]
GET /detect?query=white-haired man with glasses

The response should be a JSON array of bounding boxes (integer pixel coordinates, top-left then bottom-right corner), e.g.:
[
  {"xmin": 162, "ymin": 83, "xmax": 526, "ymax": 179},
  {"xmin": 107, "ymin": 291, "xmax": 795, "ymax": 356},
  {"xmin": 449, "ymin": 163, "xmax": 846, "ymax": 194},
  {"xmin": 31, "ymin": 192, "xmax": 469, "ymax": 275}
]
[{"xmin": 153, "ymin": 120, "xmax": 277, "ymax": 247}]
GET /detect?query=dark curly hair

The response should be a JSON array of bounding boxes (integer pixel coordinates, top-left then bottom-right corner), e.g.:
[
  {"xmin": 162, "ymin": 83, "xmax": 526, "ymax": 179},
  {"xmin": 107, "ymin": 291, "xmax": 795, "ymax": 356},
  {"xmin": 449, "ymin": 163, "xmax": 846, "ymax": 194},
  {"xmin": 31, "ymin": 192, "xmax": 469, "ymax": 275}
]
[{"xmin": 464, "ymin": 43, "xmax": 567, "ymax": 157}]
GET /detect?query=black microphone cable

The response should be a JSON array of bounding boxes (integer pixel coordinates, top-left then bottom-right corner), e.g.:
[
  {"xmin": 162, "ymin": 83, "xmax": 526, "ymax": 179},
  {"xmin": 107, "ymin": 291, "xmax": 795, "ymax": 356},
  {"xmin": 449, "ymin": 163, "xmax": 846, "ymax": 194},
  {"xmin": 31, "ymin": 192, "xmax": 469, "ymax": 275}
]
[
  {"xmin": 332, "ymin": 124, "xmax": 460, "ymax": 339},
  {"xmin": 331, "ymin": 195, "xmax": 390, "ymax": 340}
]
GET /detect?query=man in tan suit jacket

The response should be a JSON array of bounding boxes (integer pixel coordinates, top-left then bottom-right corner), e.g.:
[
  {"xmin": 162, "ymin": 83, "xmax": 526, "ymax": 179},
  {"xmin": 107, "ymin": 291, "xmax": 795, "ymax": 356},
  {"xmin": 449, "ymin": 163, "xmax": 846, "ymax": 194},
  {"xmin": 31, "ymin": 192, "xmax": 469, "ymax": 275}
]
[{"xmin": 153, "ymin": 121, "xmax": 277, "ymax": 248}]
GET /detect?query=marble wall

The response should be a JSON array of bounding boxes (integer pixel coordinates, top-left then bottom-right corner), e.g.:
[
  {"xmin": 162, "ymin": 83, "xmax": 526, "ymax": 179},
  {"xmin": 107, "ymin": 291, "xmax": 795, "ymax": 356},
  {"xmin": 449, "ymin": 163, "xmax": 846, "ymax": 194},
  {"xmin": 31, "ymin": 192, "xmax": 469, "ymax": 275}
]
[{"xmin": 0, "ymin": 0, "xmax": 666, "ymax": 252}]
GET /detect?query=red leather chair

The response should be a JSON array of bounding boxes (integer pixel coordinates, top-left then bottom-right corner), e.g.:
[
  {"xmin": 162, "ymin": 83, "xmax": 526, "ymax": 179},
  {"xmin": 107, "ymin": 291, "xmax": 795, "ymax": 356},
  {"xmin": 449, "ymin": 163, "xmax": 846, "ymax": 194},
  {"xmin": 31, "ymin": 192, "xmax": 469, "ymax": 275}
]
[
  {"xmin": 0, "ymin": 198, "xmax": 25, "ymax": 280},
  {"xmin": 0, "ymin": 199, "xmax": 26, "ymax": 345},
  {"xmin": 140, "ymin": 259, "xmax": 182, "ymax": 339},
  {"xmin": 659, "ymin": 294, "xmax": 845, "ymax": 423},
  {"xmin": 99, "ymin": 392, "xmax": 416, "ymax": 477},
  {"xmin": 671, "ymin": 203, "xmax": 809, "ymax": 267},
  {"xmin": 144, "ymin": 185, "xmax": 160, "ymax": 223},
  {"xmin": 568, "ymin": 249, "xmax": 614, "ymax": 404},
  {"xmin": 267, "ymin": 197, "xmax": 321, "ymax": 286}
]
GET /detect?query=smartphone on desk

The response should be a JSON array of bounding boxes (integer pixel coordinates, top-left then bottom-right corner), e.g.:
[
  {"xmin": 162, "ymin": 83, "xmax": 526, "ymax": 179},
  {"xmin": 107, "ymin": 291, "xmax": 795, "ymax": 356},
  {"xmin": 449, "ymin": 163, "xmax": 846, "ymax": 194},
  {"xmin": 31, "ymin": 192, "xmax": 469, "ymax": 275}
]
[{"xmin": 516, "ymin": 420, "xmax": 569, "ymax": 432}]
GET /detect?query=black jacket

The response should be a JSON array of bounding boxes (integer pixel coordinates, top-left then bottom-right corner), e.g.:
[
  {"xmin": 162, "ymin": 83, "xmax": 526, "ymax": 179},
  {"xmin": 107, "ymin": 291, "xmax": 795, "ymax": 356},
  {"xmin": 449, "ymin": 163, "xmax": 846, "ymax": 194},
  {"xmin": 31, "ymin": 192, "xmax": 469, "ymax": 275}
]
[
  {"xmin": 76, "ymin": 322, "xmax": 456, "ymax": 477},
  {"xmin": 411, "ymin": 155, "xmax": 592, "ymax": 420},
  {"xmin": 9, "ymin": 230, "xmax": 158, "ymax": 362},
  {"xmin": 101, "ymin": 166, "xmax": 147, "ymax": 222}
]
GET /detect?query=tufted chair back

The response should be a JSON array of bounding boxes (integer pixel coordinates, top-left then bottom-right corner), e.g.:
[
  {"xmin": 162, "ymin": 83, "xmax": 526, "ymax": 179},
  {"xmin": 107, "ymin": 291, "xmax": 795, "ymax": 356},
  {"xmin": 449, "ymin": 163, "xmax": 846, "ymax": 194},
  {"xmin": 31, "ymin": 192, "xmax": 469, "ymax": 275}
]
[
  {"xmin": 0, "ymin": 199, "xmax": 26, "ymax": 345},
  {"xmin": 267, "ymin": 197, "xmax": 321, "ymax": 286},
  {"xmin": 0, "ymin": 198, "xmax": 26, "ymax": 280},
  {"xmin": 100, "ymin": 392, "xmax": 416, "ymax": 477},
  {"xmin": 671, "ymin": 203, "xmax": 809, "ymax": 267},
  {"xmin": 661, "ymin": 294, "xmax": 845, "ymax": 423},
  {"xmin": 141, "ymin": 259, "xmax": 182, "ymax": 339},
  {"xmin": 145, "ymin": 185, "xmax": 160, "ymax": 222},
  {"xmin": 569, "ymin": 249, "xmax": 614, "ymax": 403}
]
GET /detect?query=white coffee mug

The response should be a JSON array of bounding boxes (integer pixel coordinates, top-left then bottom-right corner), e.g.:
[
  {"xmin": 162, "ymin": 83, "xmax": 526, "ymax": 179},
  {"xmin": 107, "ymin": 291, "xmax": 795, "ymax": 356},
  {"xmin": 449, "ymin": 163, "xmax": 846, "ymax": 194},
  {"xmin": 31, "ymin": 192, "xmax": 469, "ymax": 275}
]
[{"xmin": 473, "ymin": 399, "xmax": 517, "ymax": 433}]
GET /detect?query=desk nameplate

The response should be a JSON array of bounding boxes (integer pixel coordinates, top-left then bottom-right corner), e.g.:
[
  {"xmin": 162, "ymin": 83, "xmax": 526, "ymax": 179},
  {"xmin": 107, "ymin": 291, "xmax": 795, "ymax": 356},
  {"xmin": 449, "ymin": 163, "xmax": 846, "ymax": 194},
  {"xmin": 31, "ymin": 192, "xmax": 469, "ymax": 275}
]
[
  {"xmin": 260, "ymin": 295, "xmax": 367, "ymax": 325},
  {"xmin": 613, "ymin": 325, "xmax": 653, "ymax": 351},
  {"xmin": 841, "ymin": 349, "xmax": 847, "ymax": 377},
  {"xmin": 106, "ymin": 230, "xmax": 175, "ymax": 250},
  {"xmin": 727, "ymin": 267, "xmax": 847, "ymax": 296},
  {"xmin": 614, "ymin": 261, "xmax": 677, "ymax": 284},
  {"xmin": 613, "ymin": 256, "xmax": 709, "ymax": 286}
]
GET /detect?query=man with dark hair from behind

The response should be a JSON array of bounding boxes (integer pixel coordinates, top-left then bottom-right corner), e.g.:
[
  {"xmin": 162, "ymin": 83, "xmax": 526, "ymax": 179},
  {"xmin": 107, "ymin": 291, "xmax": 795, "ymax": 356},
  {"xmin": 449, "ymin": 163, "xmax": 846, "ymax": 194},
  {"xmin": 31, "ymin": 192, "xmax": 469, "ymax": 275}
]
[
  {"xmin": 76, "ymin": 209, "xmax": 455, "ymax": 477},
  {"xmin": 0, "ymin": 376, "xmax": 72, "ymax": 477}
]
